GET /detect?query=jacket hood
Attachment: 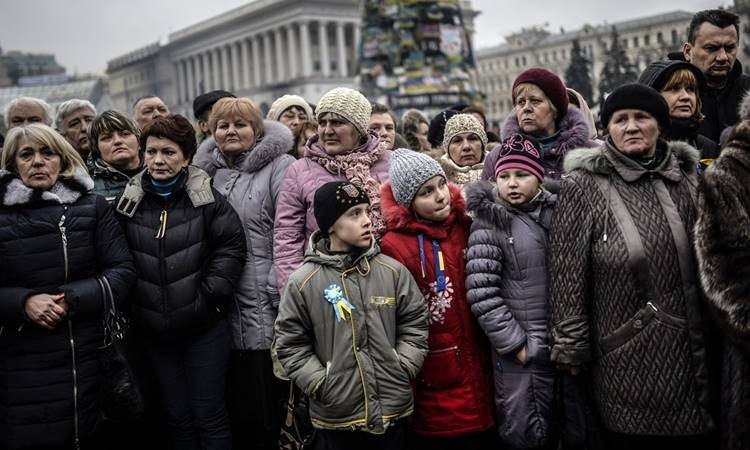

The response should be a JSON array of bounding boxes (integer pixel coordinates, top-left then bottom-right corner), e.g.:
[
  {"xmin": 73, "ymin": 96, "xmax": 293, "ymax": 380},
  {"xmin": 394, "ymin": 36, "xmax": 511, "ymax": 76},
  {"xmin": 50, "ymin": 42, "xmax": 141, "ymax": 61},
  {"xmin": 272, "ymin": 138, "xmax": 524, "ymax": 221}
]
[
  {"xmin": 0, "ymin": 166, "xmax": 93, "ymax": 206},
  {"xmin": 303, "ymin": 230, "xmax": 380, "ymax": 272},
  {"xmin": 563, "ymin": 139, "xmax": 700, "ymax": 182},
  {"xmin": 193, "ymin": 119, "xmax": 293, "ymax": 175},
  {"xmin": 464, "ymin": 180, "xmax": 555, "ymax": 231},
  {"xmin": 115, "ymin": 165, "xmax": 215, "ymax": 218},
  {"xmin": 566, "ymin": 88, "xmax": 598, "ymax": 140},
  {"xmin": 381, "ymin": 182, "xmax": 470, "ymax": 239},
  {"xmin": 639, "ymin": 59, "xmax": 705, "ymax": 91},
  {"xmin": 501, "ymin": 107, "xmax": 593, "ymax": 156},
  {"xmin": 304, "ymin": 130, "xmax": 382, "ymax": 160}
]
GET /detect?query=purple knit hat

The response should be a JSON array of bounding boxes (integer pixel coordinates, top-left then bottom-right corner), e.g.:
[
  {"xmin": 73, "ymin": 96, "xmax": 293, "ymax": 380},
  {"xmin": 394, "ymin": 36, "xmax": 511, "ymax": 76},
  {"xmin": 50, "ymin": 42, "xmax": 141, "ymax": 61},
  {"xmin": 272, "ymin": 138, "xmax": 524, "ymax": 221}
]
[
  {"xmin": 494, "ymin": 134, "xmax": 545, "ymax": 183},
  {"xmin": 512, "ymin": 67, "xmax": 569, "ymax": 119}
]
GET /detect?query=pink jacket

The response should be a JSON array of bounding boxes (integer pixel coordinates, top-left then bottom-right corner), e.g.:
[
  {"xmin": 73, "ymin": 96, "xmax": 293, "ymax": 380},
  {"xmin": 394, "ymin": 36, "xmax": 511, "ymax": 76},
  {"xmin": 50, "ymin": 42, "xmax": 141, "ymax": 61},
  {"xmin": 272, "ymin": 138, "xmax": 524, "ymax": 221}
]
[{"xmin": 272, "ymin": 133, "xmax": 391, "ymax": 291}]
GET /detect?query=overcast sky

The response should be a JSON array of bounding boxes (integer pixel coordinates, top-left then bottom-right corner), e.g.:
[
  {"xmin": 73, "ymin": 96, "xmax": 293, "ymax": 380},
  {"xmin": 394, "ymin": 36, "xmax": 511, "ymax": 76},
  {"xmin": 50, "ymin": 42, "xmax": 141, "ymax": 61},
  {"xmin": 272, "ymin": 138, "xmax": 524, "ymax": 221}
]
[{"xmin": 0, "ymin": 0, "xmax": 733, "ymax": 75}]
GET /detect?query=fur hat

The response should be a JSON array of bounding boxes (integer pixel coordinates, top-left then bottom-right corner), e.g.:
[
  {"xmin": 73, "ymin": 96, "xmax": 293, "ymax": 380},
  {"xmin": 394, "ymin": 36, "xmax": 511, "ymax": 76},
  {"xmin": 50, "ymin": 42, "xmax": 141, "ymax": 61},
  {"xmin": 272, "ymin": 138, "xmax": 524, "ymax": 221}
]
[
  {"xmin": 495, "ymin": 134, "xmax": 545, "ymax": 183},
  {"xmin": 314, "ymin": 181, "xmax": 370, "ymax": 234},
  {"xmin": 315, "ymin": 88, "xmax": 372, "ymax": 137},
  {"xmin": 442, "ymin": 114, "xmax": 488, "ymax": 151},
  {"xmin": 512, "ymin": 68, "xmax": 569, "ymax": 119},
  {"xmin": 193, "ymin": 90, "xmax": 235, "ymax": 119},
  {"xmin": 600, "ymin": 83, "xmax": 670, "ymax": 130},
  {"xmin": 266, "ymin": 95, "xmax": 314, "ymax": 122},
  {"xmin": 388, "ymin": 148, "xmax": 446, "ymax": 207}
]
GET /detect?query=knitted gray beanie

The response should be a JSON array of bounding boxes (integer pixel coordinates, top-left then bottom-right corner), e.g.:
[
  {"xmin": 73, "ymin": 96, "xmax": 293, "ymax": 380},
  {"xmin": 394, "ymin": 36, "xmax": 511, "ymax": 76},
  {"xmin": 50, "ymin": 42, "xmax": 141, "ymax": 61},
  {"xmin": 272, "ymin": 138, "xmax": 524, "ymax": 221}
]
[
  {"xmin": 389, "ymin": 148, "xmax": 447, "ymax": 207},
  {"xmin": 315, "ymin": 87, "xmax": 372, "ymax": 137}
]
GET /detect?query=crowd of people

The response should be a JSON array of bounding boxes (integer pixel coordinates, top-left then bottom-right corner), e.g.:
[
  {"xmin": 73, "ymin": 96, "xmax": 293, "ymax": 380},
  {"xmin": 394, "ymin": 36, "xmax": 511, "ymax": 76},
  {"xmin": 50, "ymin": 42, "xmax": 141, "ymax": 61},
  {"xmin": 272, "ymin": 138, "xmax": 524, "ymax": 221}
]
[{"xmin": 1, "ymin": 7, "xmax": 749, "ymax": 450}]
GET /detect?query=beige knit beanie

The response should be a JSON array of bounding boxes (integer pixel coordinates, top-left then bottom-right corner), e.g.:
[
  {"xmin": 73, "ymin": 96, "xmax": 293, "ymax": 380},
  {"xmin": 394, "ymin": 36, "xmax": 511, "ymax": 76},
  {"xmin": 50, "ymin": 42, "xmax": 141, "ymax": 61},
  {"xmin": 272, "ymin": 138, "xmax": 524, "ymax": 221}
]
[
  {"xmin": 442, "ymin": 113, "xmax": 488, "ymax": 150},
  {"xmin": 315, "ymin": 87, "xmax": 372, "ymax": 137},
  {"xmin": 266, "ymin": 95, "xmax": 314, "ymax": 122}
]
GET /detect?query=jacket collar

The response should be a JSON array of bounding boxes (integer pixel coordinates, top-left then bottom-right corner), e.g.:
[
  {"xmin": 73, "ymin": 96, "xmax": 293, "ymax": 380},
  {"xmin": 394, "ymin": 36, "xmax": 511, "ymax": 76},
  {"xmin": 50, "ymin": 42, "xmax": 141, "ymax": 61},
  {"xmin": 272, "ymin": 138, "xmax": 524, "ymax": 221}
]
[
  {"xmin": 193, "ymin": 120, "xmax": 293, "ymax": 176},
  {"xmin": 465, "ymin": 180, "xmax": 556, "ymax": 231},
  {"xmin": 381, "ymin": 182, "xmax": 469, "ymax": 240},
  {"xmin": 439, "ymin": 152, "xmax": 484, "ymax": 173},
  {"xmin": 0, "ymin": 166, "xmax": 93, "ymax": 207},
  {"xmin": 90, "ymin": 157, "xmax": 136, "ymax": 180},
  {"xmin": 115, "ymin": 165, "xmax": 215, "ymax": 218},
  {"xmin": 563, "ymin": 139, "xmax": 700, "ymax": 183},
  {"xmin": 304, "ymin": 230, "xmax": 380, "ymax": 273}
]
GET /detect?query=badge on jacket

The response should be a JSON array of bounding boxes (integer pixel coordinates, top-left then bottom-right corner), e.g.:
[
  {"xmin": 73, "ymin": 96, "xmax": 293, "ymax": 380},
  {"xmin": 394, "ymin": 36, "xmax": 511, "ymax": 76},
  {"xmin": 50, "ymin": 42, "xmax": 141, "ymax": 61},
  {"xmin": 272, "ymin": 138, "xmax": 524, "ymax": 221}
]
[{"xmin": 324, "ymin": 284, "xmax": 355, "ymax": 322}]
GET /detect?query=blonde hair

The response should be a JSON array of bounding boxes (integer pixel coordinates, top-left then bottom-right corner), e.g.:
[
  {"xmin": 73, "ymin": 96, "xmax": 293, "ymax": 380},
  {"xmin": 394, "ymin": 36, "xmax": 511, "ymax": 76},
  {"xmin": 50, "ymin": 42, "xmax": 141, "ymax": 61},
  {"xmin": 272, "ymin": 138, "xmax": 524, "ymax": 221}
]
[
  {"xmin": 2, "ymin": 123, "xmax": 85, "ymax": 178},
  {"xmin": 208, "ymin": 97, "xmax": 264, "ymax": 138},
  {"xmin": 512, "ymin": 83, "xmax": 558, "ymax": 116}
]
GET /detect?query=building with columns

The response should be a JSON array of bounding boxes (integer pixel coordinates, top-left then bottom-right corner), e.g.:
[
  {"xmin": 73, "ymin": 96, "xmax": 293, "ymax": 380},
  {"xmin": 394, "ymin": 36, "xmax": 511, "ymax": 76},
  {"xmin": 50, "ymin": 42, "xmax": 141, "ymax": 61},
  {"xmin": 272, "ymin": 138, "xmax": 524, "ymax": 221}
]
[
  {"xmin": 107, "ymin": 0, "xmax": 364, "ymax": 116},
  {"xmin": 476, "ymin": 11, "xmax": 694, "ymax": 129}
]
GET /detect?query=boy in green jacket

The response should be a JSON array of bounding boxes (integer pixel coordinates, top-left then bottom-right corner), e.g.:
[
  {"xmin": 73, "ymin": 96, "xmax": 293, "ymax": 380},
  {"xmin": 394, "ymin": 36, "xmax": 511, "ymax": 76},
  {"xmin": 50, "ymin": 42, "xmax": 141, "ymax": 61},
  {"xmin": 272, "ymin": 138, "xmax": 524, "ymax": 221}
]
[{"xmin": 274, "ymin": 181, "xmax": 428, "ymax": 450}]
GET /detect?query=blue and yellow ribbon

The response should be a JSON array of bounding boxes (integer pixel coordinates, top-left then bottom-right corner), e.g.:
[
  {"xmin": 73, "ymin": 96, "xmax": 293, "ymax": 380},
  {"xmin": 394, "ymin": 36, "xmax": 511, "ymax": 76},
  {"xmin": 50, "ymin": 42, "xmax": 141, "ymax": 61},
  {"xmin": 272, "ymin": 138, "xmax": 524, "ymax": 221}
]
[{"xmin": 324, "ymin": 284, "xmax": 355, "ymax": 322}]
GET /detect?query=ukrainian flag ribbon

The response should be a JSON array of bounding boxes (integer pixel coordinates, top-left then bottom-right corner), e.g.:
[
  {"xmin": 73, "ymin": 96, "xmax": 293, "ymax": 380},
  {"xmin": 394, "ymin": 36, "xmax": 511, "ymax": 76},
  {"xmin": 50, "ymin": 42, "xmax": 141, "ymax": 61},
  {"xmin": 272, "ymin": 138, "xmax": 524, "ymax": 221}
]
[{"xmin": 324, "ymin": 284, "xmax": 355, "ymax": 322}]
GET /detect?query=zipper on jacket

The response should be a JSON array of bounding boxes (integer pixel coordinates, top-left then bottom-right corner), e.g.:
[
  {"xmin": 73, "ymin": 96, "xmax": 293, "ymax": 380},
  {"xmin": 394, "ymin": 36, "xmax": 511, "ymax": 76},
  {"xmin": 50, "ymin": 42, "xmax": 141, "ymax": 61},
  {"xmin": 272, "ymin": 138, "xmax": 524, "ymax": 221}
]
[
  {"xmin": 155, "ymin": 208, "xmax": 168, "ymax": 239},
  {"xmin": 59, "ymin": 208, "xmax": 80, "ymax": 450},
  {"xmin": 430, "ymin": 345, "xmax": 459, "ymax": 355},
  {"xmin": 506, "ymin": 236, "xmax": 521, "ymax": 273}
]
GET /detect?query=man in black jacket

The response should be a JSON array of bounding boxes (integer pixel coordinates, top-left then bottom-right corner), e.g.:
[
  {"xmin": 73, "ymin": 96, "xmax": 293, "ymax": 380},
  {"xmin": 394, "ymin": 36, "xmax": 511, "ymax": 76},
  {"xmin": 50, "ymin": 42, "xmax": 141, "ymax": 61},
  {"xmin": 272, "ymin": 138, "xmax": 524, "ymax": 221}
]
[{"xmin": 675, "ymin": 9, "xmax": 750, "ymax": 143}]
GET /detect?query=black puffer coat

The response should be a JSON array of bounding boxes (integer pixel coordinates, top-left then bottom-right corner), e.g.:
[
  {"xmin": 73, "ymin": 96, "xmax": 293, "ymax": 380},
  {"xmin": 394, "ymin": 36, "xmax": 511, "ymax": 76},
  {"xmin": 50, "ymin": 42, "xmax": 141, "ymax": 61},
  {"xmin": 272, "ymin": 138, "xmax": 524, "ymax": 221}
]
[
  {"xmin": 549, "ymin": 140, "xmax": 716, "ymax": 436},
  {"xmin": 0, "ymin": 168, "xmax": 135, "ymax": 449},
  {"xmin": 115, "ymin": 166, "xmax": 246, "ymax": 340}
]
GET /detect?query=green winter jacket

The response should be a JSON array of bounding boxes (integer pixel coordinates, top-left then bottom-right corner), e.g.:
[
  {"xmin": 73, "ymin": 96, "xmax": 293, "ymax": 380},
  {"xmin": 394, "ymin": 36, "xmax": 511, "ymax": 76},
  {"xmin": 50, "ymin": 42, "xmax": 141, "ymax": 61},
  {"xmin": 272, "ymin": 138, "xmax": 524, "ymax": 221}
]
[{"xmin": 274, "ymin": 231, "xmax": 429, "ymax": 434}]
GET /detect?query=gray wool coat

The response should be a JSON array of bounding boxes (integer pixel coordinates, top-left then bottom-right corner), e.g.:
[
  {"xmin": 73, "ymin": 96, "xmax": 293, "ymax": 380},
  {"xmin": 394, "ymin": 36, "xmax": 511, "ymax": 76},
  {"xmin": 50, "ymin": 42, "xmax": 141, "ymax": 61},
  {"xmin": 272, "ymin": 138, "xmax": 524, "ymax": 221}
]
[
  {"xmin": 464, "ymin": 182, "xmax": 584, "ymax": 449},
  {"xmin": 194, "ymin": 120, "xmax": 295, "ymax": 351}
]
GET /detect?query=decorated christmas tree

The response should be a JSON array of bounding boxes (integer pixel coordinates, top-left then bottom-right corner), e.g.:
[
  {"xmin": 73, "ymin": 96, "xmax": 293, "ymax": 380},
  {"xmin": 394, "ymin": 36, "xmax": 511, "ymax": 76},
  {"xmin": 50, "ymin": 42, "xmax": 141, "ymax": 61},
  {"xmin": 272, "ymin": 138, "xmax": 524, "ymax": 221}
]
[{"xmin": 359, "ymin": 0, "xmax": 481, "ymax": 115}]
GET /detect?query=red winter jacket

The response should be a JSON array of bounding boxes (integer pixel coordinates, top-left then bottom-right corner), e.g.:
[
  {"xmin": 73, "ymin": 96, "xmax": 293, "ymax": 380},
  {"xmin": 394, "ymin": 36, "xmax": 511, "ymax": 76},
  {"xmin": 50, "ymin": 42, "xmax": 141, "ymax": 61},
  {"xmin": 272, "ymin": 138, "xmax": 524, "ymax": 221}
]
[{"xmin": 380, "ymin": 182, "xmax": 495, "ymax": 437}]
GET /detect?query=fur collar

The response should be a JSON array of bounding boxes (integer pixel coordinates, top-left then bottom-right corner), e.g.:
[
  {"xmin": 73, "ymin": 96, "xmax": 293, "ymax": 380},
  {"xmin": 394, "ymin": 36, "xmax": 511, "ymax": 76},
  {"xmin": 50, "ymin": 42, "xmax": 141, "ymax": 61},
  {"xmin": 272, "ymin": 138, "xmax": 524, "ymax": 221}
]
[
  {"xmin": 0, "ymin": 167, "xmax": 93, "ymax": 206},
  {"xmin": 381, "ymin": 182, "xmax": 469, "ymax": 240},
  {"xmin": 739, "ymin": 89, "xmax": 750, "ymax": 121},
  {"xmin": 563, "ymin": 140, "xmax": 700, "ymax": 182},
  {"xmin": 500, "ymin": 107, "xmax": 594, "ymax": 156},
  {"xmin": 464, "ymin": 180, "xmax": 555, "ymax": 231},
  {"xmin": 193, "ymin": 120, "xmax": 293, "ymax": 175}
]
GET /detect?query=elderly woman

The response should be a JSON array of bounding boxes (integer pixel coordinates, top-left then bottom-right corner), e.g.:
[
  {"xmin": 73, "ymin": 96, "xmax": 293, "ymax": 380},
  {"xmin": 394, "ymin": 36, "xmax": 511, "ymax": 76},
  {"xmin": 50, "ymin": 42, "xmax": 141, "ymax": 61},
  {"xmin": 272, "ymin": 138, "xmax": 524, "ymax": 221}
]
[
  {"xmin": 548, "ymin": 84, "xmax": 717, "ymax": 448},
  {"xmin": 0, "ymin": 124, "xmax": 135, "ymax": 449},
  {"xmin": 369, "ymin": 103, "xmax": 398, "ymax": 150},
  {"xmin": 483, "ymin": 68, "xmax": 597, "ymax": 182},
  {"xmin": 639, "ymin": 60, "xmax": 720, "ymax": 162},
  {"xmin": 274, "ymin": 87, "xmax": 391, "ymax": 292},
  {"xmin": 193, "ymin": 97, "xmax": 295, "ymax": 450},
  {"xmin": 116, "ymin": 114, "xmax": 246, "ymax": 450},
  {"xmin": 401, "ymin": 109, "xmax": 431, "ymax": 153},
  {"xmin": 55, "ymin": 98, "xmax": 97, "ymax": 162},
  {"xmin": 439, "ymin": 113, "xmax": 487, "ymax": 186},
  {"xmin": 88, "ymin": 110, "xmax": 143, "ymax": 202},
  {"xmin": 266, "ymin": 94, "xmax": 314, "ymax": 136}
]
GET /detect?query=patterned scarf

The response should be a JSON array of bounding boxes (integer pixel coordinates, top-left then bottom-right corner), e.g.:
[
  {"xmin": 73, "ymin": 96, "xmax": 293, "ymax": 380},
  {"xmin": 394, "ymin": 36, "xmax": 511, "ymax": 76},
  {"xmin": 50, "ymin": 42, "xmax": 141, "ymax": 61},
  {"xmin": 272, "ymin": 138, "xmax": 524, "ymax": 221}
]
[{"xmin": 310, "ymin": 140, "xmax": 387, "ymax": 237}]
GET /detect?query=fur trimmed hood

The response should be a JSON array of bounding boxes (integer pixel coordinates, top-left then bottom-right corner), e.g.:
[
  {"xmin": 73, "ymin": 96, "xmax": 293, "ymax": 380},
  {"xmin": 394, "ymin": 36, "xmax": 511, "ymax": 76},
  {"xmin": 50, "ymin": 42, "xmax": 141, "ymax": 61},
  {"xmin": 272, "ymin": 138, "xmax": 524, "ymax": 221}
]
[
  {"xmin": 464, "ymin": 180, "xmax": 555, "ymax": 231},
  {"xmin": 0, "ymin": 166, "xmax": 93, "ymax": 206},
  {"xmin": 501, "ymin": 106, "xmax": 594, "ymax": 156},
  {"xmin": 739, "ymin": 89, "xmax": 750, "ymax": 121},
  {"xmin": 193, "ymin": 119, "xmax": 293, "ymax": 176},
  {"xmin": 381, "ymin": 181, "xmax": 469, "ymax": 240},
  {"xmin": 563, "ymin": 140, "xmax": 700, "ymax": 182}
]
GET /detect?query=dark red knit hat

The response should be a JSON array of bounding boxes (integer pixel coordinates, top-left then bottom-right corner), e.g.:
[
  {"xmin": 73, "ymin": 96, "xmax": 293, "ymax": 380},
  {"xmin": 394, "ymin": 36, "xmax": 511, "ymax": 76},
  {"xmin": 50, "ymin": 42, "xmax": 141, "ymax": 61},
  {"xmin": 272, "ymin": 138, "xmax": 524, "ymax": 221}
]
[
  {"xmin": 495, "ymin": 134, "xmax": 545, "ymax": 183},
  {"xmin": 512, "ymin": 68, "xmax": 569, "ymax": 120}
]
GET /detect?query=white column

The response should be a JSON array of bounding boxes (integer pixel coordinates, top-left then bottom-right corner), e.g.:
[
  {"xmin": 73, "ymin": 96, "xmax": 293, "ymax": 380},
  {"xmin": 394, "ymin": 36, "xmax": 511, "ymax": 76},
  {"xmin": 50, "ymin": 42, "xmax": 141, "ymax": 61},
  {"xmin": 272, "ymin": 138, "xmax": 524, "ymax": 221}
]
[
  {"xmin": 200, "ymin": 52, "xmax": 210, "ymax": 92},
  {"xmin": 263, "ymin": 32, "xmax": 273, "ymax": 85},
  {"xmin": 287, "ymin": 25, "xmax": 298, "ymax": 79},
  {"xmin": 300, "ymin": 21, "xmax": 312, "ymax": 78},
  {"xmin": 231, "ymin": 42, "xmax": 241, "ymax": 91},
  {"xmin": 221, "ymin": 45, "xmax": 231, "ymax": 90},
  {"xmin": 175, "ymin": 62, "xmax": 184, "ymax": 103},
  {"xmin": 336, "ymin": 21, "xmax": 347, "ymax": 77},
  {"xmin": 185, "ymin": 57, "xmax": 195, "ymax": 100},
  {"xmin": 319, "ymin": 21, "xmax": 330, "ymax": 77},
  {"xmin": 251, "ymin": 36, "xmax": 261, "ymax": 87},
  {"xmin": 212, "ymin": 48, "xmax": 222, "ymax": 90},
  {"xmin": 353, "ymin": 23, "xmax": 361, "ymax": 60},
  {"xmin": 241, "ymin": 38, "xmax": 251, "ymax": 88},
  {"xmin": 274, "ymin": 28, "xmax": 286, "ymax": 82}
]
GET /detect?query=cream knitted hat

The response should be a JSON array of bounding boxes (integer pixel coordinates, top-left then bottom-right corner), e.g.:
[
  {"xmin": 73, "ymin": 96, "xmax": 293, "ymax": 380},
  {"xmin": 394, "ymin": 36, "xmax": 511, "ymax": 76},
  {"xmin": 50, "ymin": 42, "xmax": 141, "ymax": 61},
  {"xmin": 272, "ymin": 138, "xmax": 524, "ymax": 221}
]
[
  {"xmin": 442, "ymin": 113, "xmax": 488, "ymax": 150},
  {"xmin": 315, "ymin": 87, "xmax": 372, "ymax": 137},
  {"xmin": 266, "ymin": 95, "xmax": 314, "ymax": 122}
]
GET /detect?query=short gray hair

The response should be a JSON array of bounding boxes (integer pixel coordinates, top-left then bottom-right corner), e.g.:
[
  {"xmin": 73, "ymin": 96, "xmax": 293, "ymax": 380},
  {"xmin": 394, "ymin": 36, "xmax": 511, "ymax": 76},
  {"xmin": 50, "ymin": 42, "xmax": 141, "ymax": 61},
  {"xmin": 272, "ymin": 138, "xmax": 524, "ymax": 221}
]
[
  {"xmin": 55, "ymin": 99, "xmax": 96, "ymax": 129},
  {"xmin": 3, "ymin": 96, "xmax": 53, "ymax": 128}
]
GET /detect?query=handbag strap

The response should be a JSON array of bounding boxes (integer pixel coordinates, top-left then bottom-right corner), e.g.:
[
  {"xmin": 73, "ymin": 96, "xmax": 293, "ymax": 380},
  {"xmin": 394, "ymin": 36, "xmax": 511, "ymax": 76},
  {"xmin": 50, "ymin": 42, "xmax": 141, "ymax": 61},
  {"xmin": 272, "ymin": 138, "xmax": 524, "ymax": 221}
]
[{"xmin": 99, "ymin": 276, "xmax": 126, "ymax": 346}]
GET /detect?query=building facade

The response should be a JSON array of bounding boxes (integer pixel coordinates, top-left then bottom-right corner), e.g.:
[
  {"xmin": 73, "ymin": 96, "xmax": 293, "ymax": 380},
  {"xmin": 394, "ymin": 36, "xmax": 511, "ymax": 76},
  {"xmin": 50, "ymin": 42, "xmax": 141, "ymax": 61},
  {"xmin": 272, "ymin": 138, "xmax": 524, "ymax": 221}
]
[
  {"xmin": 476, "ymin": 11, "xmax": 694, "ymax": 129},
  {"xmin": 108, "ymin": 0, "xmax": 365, "ymax": 116}
]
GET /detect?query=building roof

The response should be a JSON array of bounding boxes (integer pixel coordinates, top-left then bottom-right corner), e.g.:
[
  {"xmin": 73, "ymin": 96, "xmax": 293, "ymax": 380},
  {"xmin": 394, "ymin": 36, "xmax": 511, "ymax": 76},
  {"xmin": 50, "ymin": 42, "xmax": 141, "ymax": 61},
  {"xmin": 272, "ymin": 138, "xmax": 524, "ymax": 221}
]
[
  {"xmin": 476, "ymin": 10, "xmax": 693, "ymax": 58},
  {"xmin": 107, "ymin": 42, "xmax": 161, "ymax": 72},
  {"xmin": 0, "ymin": 78, "xmax": 105, "ymax": 115}
]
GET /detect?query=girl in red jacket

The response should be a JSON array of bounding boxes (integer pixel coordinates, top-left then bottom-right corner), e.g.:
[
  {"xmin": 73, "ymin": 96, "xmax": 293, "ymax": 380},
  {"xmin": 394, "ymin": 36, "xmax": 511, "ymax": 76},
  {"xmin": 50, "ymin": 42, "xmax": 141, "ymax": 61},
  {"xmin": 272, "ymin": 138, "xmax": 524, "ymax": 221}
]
[{"xmin": 380, "ymin": 148, "xmax": 496, "ymax": 450}]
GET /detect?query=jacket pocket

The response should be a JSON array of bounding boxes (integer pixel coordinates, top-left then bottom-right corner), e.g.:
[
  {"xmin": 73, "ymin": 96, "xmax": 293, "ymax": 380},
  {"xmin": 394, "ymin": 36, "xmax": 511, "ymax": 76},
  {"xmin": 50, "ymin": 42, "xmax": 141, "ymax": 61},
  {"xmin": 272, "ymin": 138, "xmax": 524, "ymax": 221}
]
[
  {"xmin": 418, "ymin": 345, "xmax": 462, "ymax": 389},
  {"xmin": 598, "ymin": 302, "xmax": 687, "ymax": 356}
]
